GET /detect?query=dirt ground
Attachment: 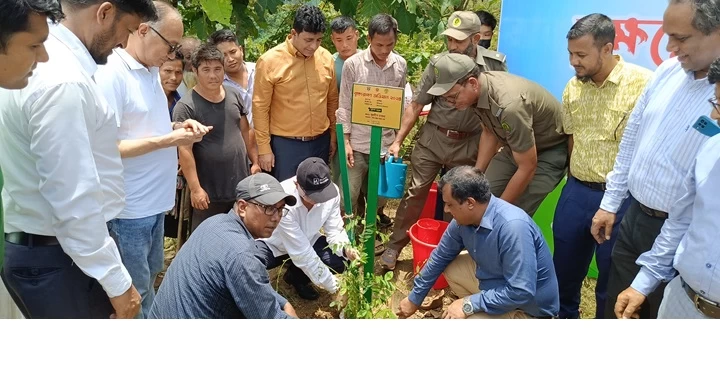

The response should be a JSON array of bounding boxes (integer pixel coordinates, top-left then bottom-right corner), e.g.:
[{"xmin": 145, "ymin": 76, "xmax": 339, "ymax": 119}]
[{"xmin": 159, "ymin": 199, "xmax": 599, "ymax": 319}]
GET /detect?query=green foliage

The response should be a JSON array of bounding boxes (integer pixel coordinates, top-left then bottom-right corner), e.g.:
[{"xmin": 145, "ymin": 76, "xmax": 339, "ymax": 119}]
[{"xmin": 329, "ymin": 215, "xmax": 397, "ymax": 319}]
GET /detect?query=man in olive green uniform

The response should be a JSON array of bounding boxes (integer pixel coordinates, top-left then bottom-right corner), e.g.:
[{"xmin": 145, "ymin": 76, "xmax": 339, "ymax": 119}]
[
  {"xmin": 429, "ymin": 53, "xmax": 568, "ymax": 216},
  {"xmin": 381, "ymin": 11, "xmax": 506, "ymax": 270}
]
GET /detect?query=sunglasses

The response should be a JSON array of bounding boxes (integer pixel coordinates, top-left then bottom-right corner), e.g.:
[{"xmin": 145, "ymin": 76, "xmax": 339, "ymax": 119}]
[{"xmin": 148, "ymin": 25, "xmax": 182, "ymax": 56}]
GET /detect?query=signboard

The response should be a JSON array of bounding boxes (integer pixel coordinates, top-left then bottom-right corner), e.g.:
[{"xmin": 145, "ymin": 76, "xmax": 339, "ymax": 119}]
[
  {"xmin": 498, "ymin": 0, "xmax": 669, "ymax": 99},
  {"xmin": 351, "ymin": 83, "xmax": 404, "ymax": 129}
]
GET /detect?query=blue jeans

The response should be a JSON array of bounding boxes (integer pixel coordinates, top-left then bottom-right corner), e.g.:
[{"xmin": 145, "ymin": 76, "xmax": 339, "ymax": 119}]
[
  {"xmin": 108, "ymin": 213, "xmax": 165, "ymax": 319},
  {"xmin": 552, "ymin": 177, "xmax": 630, "ymax": 319}
]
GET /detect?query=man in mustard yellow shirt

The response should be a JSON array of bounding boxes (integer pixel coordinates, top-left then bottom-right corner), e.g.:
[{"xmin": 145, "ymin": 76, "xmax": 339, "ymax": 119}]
[
  {"xmin": 253, "ymin": 4, "xmax": 339, "ymax": 181},
  {"xmin": 552, "ymin": 14, "xmax": 652, "ymax": 319}
]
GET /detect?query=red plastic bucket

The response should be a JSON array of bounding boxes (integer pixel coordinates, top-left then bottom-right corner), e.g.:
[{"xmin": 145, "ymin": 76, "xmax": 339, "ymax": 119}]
[
  {"xmin": 417, "ymin": 218, "xmax": 442, "ymax": 244},
  {"xmin": 419, "ymin": 182, "xmax": 438, "ymax": 219},
  {"xmin": 408, "ymin": 220, "xmax": 450, "ymax": 290}
]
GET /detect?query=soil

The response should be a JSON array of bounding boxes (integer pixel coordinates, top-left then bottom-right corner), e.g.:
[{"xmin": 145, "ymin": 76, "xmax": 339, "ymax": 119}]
[{"xmin": 159, "ymin": 198, "xmax": 599, "ymax": 319}]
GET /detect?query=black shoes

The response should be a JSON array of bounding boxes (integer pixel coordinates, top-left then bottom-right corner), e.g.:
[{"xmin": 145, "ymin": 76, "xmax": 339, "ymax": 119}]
[{"xmin": 284, "ymin": 271, "xmax": 319, "ymax": 300}]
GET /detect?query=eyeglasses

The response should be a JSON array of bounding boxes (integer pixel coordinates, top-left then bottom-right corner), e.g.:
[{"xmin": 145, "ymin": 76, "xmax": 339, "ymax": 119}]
[
  {"xmin": 710, "ymin": 97, "xmax": 720, "ymax": 115},
  {"xmin": 444, "ymin": 82, "xmax": 466, "ymax": 105},
  {"xmin": 249, "ymin": 201, "xmax": 289, "ymax": 218},
  {"xmin": 148, "ymin": 25, "xmax": 182, "ymax": 56}
]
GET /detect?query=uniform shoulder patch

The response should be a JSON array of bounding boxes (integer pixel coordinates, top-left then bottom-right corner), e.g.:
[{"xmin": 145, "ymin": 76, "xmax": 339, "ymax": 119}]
[{"xmin": 501, "ymin": 122, "xmax": 512, "ymax": 132}]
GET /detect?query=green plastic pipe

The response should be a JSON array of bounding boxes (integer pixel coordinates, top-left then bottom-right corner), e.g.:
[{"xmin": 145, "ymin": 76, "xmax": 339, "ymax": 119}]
[
  {"xmin": 363, "ymin": 126, "xmax": 383, "ymax": 303},
  {"xmin": 334, "ymin": 123, "xmax": 354, "ymax": 242}
]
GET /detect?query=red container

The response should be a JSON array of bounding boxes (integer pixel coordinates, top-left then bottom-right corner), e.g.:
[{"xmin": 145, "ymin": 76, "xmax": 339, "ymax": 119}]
[
  {"xmin": 408, "ymin": 219, "xmax": 450, "ymax": 290},
  {"xmin": 417, "ymin": 218, "xmax": 441, "ymax": 244},
  {"xmin": 419, "ymin": 182, "xmax": 438, "ymax": 219}
]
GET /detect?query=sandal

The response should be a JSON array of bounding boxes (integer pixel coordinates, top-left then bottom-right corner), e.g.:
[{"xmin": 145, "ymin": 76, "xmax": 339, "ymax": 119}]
[{"xmin": 380, "ymin": 248, "xmax": 400, "ymax": 270}]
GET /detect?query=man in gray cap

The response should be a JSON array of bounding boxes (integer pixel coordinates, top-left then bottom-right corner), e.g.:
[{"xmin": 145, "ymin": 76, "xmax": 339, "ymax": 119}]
[
  {"xmin": 429, "ymin": 53, "xmax": 568, "ymax": 216},
  {"xmin": 256, "ymin": 157, "xmax": 357, "ymax": 300},
  {"xmin": 380, "ymin": 11, "xmax": 507, "ymax": 270},
  {"xmin": 149, "ymin": 173, "xmax": 299, "ymax": 319}
]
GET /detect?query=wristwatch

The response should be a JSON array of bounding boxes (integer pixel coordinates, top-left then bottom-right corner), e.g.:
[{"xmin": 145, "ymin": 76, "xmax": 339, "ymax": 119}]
[{"xmin": 462, "ymin": 297, "xmax": 474, "ymax": 316}]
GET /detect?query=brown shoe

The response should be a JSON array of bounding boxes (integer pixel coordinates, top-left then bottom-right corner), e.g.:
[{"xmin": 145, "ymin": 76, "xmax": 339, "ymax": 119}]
[
  {"xmin": 380, "ymin": 248, "xmax": 400, "ymax": 270},
  {"xmin": 374, "ymin": 239, "xmax": 385, "ymax": 255}
]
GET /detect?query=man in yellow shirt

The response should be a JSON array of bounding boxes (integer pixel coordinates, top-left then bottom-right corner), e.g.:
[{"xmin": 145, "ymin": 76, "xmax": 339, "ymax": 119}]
[
  {"xmin": 553, "ymin": 14, "xmax": 652, "ymax": 319},
  {"xmin": 253, "ymin": 4, "xmax": 339, "ymax": 181}
]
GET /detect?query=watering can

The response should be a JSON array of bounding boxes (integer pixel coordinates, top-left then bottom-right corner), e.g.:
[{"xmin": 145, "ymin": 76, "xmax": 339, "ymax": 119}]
[{"xmin": 378, "ymin": 155, "xmax": 407, "ymax": 199}]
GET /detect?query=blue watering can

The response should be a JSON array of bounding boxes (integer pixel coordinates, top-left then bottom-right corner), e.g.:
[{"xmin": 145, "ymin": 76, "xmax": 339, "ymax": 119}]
[{"xmin": 378, "ymin": 155, "xmax": 407, "ymax": 199}]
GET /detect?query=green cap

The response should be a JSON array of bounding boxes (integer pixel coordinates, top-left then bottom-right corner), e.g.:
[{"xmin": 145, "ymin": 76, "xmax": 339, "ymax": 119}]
[
  {"xmin": 442, "ymin": 11, "xmax": 482, "ymax": 40},
  {"xmin": 427, "ymin": 53, "xmax": 476, "ymax": 96}
]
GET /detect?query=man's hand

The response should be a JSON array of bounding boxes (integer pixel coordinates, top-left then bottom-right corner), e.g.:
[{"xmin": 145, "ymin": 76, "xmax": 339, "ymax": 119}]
[
  {"xmin": 284, "ymin": 302, "xmax": 298, "ymax": 318},
  {"xmin": 259, "ymin": 153, "xmax": 274, "ymax": 172},
  {"xmin": 345, "ymin": 142, "xmax": 355, "ymax": 168},
  {"xmin": 442, "ymin": 298, "xmax": 468, "ymax": 319},
  {"xmin": 167, "ymin": 128, "xmax": 203, "ymax": 147},
  {"xmin": 591, "ymin": 209, "xmax": 617, "ymax": 244},
  {"xmin": 329, "ymin": 138, "xmax": 337, "ymax": 159},
  {"xmin": 396, "ymin": 297, "xmax": 419, "ymax": 319},
  {"xmin": 180, "ymin": 119, "xmax": 212, "ymax": 136},
  {"xmin": 191, "ymin": 187, "xmax": 210, "ymax": 210},
  {"xmin": 343, "ymin": 247, "xmax": 360, "ymax": 261},
  {"xmin": 109, "ymin": 285, "xmax": 141, "ymax": 319},
  {"xmin": 387, "ymin": 141, "xmax": 401, "ymax": 159},
  {"xmin": 250, "ymin": 163, "xmax": 262, "ymax": 175},
  {"xmin": 615, "ymin": 287, "xmax": 645, "ymax": 319}
]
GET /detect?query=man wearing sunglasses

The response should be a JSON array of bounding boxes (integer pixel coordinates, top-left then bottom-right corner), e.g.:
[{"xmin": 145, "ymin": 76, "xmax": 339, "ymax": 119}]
[
  {"xmin": 95, "ymin": 1, "xmax": 211, "ymax": 318},
  {"xmin": 256, "ymin": 157, "xmax": 357, "ymax": 300},
  {"xmin": 149, "ymin": 173, "xmax": 299, "ymax": 319}
]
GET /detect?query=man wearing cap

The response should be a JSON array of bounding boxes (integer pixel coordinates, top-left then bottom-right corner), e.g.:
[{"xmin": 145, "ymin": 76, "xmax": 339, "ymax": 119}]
[
  {"xmin": 256, "ymin": 157, "xmax": 357, "ymax": 300},
  {"xmin": 380, "ymin": 11, "xmax": 507, "ymax": 270},
  {"xmin": 148, "ymin": 173, "xmax": 299, "ymax": 319},
  {"xmin": 430, "ymin": 53, "xmax": 568, "ymax": 216}
]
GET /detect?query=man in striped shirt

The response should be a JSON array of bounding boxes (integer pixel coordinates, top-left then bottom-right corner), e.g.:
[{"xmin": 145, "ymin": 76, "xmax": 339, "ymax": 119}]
[
  {"xmin": 591, "ymin": 0, "xmax": 720, "ymax": 319},
  {"xmin": 553, "ymin": 13, "xmax": 652, "ymax": 319}
]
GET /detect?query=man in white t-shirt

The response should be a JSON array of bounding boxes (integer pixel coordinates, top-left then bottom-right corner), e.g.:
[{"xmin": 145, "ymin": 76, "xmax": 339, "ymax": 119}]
[
  {"xmin": 256, "ymin": 157, "xmax": 359, "ymax": 300},
  {"xmin": 95, "ymin": 1, "xmax": 209, "ymax": 318}
]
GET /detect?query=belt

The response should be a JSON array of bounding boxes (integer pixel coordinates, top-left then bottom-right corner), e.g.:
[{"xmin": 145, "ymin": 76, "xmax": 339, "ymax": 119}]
[
  {"xmin": 638, "ymin": 203, "xmax": 669, "ymax": 219},
  {"xmin": 280, "ymin": 130, "xmax": 328, "ymax": 142},
  {"xmin": 682, "ymin": 278, "xmax": 720, "ymax": 319},
  {"xmin": 435, "ymin": 125, "xmax": 476, "ymax": 140},
  {"xmin": 575, "ymin": 179, "xmax": 606, "ymax": 191},
  {"xmin": 5, "ymin": 232, "xmax": 60, "ymax": 247}
]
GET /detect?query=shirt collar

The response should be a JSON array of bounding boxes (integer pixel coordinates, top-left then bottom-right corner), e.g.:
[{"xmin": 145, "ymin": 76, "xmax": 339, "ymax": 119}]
[
  {"xmin": 285, "ymin": 35, "xmax": 308, "ymax": 59},
  {"xmin": 604, "ymin": 55, "xmax": 625, "ymax": 85},
  {"xmin": 477, "ymin": 195, "xmax": 498, "ymax": 231},
  {"xmin": 361, "ymin": 48, "xmax": 398, "ymax": 69},
  {"xmin": 114, "ymin": 47, "xmax": 146, "ymax": 71},
  {"xmin": 476, "ymin": 73, "xmax": 490, "ymax": 110},
  {"xmin": 473, "ymin": 46, "xmax": 488, "ymax": 67},
  {"xmin": 49, "ymin": 22, "xmax": 98, "ymax": 77}
]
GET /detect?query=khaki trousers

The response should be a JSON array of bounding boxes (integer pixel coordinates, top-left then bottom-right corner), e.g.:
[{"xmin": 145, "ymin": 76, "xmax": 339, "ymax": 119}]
[{"xmin": 444, "ymin": 251, "xmax": 532, "ymax": 319}]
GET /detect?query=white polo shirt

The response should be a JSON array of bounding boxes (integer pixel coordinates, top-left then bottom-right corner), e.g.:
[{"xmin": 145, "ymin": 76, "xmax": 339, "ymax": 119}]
[
  {"xmin": 0, "ymin": 23, "xmax": 130, "ymax": 298},
  {"xmin": 95, "ymin": 48, "xmax": 177, "ymax": 219}
]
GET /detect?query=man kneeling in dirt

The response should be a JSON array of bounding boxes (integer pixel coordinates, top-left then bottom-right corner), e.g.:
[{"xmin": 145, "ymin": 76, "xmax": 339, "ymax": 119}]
[
  {"xmin": 256, "ymin": 157, "xmax": 359, "ymax": 300},
  {"xmin": 397, "ymin": 166, "xmax": 559, "ymax": 319},
  {"xmin": 149, "ymin": 173, "xmax": 298, "ymax": 319}
]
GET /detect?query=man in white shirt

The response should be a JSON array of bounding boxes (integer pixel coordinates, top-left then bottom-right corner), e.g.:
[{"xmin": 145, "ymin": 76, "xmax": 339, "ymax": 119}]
[
  {"xmin": 0, "ymin": 0, "xmax": 64, "ymax": 320},
  {"xmin": 256, "ymin": 157, "xmax": 358, "ymax": 300},
  {"xmin": 614, "ymin": 57, "xmax": 720, "ymax": 319},
  {"xmin": 95, "ymin": 1, "xmax": 209, "ymax": 318},
  {"xmin": 209, "ymin": 29, "xmax": 256, "ymax": 128},
  {"xmin": 0, "ymin": 0, "xmax": 157, "ymax": 319},
  {"xmin": 591, "ymin": 0, "xmax": 720, "ymax": 319}
]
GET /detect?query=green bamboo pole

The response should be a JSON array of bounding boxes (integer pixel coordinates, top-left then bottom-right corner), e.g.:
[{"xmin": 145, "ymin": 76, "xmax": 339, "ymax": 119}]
[
  {"xmin": 363, "ymin": 127, "xmax": 383, "ymax": 303},
  {"xmin": 335, "ymin": 123, "xmax": 354, "ymax": 242}
]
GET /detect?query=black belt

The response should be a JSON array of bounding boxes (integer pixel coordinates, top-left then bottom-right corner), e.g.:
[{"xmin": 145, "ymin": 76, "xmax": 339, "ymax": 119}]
[
  {"xmin": 278, "ymin": 129, "xmax": 329, "ymax": 142},
  {"xmin": 575, "ymin": 179, "xmax": 606, "ymax": 191},
  {"xmin": 5, "ymin": 232, "xmax": 60, "ymax": 247},
  {"xmin": 682, "ymin": 278, "xmax": 720, "ymax": 319},
  {"xmin": 638, "ymin": 203, "xmax": 669, "ymax": 219}
]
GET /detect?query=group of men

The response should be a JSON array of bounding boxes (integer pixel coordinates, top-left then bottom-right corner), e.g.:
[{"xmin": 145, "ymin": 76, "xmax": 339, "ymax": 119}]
[{"xmin": 1, "ymin": 0, "xmax": 720, "ymax": 320}]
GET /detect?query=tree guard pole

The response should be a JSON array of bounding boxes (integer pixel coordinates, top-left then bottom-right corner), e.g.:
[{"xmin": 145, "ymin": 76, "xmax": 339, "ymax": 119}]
[
  {"xmin": 335, "ymin": 123, "xmax": 354, "ymax": 242},
  {"xmin": 363, "ymin": 126, "xmax": 383, "ymax": 303}
]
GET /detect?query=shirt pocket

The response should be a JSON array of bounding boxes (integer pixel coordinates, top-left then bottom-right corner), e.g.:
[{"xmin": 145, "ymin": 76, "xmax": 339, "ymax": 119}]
[{"xmin": 593, "ymin": 106, "xmax": 630, "ymax": 142}]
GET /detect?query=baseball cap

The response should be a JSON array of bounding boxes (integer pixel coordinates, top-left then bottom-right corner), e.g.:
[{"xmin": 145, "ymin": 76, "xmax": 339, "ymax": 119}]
[
  {"xmin": 235, "ymin": 173, "xmax": 297, "ymax": 206},
  {"xmin": 296, "ymin": 157, "xmax": 338, "ymax": 203},
  {"xmin": 427, "ymin": 53, "xmax": 476, "ymax": 96},
  {"xmin": 442, "ymin": 11, "xmax": 482, "ymax": 40}
]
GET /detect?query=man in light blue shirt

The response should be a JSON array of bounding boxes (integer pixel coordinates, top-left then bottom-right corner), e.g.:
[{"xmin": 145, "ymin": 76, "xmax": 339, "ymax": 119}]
[
  {"xmin": 615, "ymin": 58, "xmax": 720, "ymax": 319},
  {"xmin": 397, "ymin": 166, "xmax": 558, "ymax": 319}
]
